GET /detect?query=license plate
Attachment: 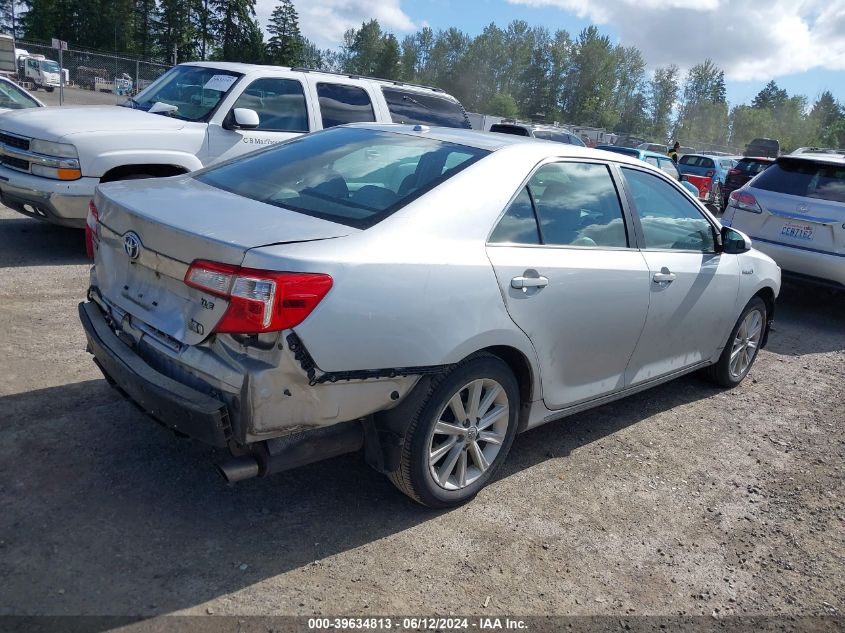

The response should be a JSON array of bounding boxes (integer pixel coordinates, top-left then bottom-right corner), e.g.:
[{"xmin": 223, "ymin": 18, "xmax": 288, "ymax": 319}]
[{"xmin": 781, "ymin": 221, "xmax": 814, "ymax": 241}]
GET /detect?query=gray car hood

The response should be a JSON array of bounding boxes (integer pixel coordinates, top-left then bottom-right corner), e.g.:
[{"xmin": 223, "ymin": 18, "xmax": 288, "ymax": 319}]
[{"xmin": 0, "ymin": 105, "xmax": 189, "ymax": 141}]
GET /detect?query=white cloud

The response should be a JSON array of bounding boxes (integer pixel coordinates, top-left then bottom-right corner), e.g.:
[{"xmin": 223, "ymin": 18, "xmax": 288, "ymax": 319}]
[
  {"xmin": 255, "ymin": 0, "xmax": 416, "ymax": 49},
  {"xmin": 508, "ymin": 0, "xmax": 845, "ymax": 82}
]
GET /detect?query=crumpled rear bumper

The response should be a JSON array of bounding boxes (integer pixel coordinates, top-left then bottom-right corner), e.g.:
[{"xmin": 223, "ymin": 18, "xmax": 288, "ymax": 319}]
[{"xmin": 79, "ymin": 300, "xmax": 233, "ymax": 447}]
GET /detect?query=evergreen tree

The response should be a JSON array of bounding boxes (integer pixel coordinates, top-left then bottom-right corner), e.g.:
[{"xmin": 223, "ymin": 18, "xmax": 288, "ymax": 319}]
[
  {"xmin": 751, "ymin": 81, "xmax": 788, "ymax": 110},
  {"xmin": 374, "ymin": 33, "xmax": 400, "ymax": 79},
  {"xmin": 648, "ymin": 65, "xmax": 679, "ymax": 141},
  {"xmin": 266, "ymin": 0, "xmax": 302, "ymax": 67},
  {"xmin": 210, "ymin": 0, "xmax": 256, "ymax": 62}
]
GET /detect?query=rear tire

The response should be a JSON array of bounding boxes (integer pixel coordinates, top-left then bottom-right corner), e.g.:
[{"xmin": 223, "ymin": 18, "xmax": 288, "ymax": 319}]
[
  {"xmin": 701, "ymin": 296, "xmax": 766, "ymax": 388},
  {"xmin": 388, "ymin": 354, "xmax": 519, "ymax": 508}
]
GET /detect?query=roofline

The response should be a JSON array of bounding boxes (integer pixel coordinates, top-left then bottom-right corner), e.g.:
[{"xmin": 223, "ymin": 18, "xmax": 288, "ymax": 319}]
[{"xmin": 289, "ymin": 67, "xmax": 447, "ymax": 94}]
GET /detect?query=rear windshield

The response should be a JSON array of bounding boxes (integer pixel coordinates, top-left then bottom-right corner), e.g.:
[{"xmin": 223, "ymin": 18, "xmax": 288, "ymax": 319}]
[
  {"xmin": 489, "ymin": 124, "xmax": 530, "ymax": 137},
  {"xmin": 195, "ymin": 127, "xmax": 488, "ymax": 229},
  {"xmin": 533, "ymin": 130, "xmax": 586, "ymax": 146},
  {"xmin": 752, "ymin": 158, "xmax": 845, "ymax": 203},
  {"xmin": 735, "ymin": 158, "xmax": 771, "ymax": 175},
  {"xmin": 382, "ymin": 88, "xmax": 470, "ymax": 129}
]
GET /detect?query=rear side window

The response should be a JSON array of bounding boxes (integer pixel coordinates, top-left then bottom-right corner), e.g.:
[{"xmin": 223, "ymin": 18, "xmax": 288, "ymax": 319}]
[
  {"xmin": 736, "ymin": 158, "xmax": 771, "ymax": 175},
  {"xmin": 196, "ymin": 127, "xmax": 488, "ymax": 229},
  {"xmin": 231, "ymin": 78, "xmax": 308, "ymax": 132},
  {"xmin": 489, "ymin": 124, "xmax": 530, "ymax": 137},
  {"xmin": 752, "ymin": 159, "xmax": 845, "ymax": 203},
  {"xmin": 489, "ymin": 162, "xmax": 628, "ymax": 248},
  {"xmin": 382, "ymin": 88, "xmax": 470, "ymax": 129},
  {"xmin": 316, "ymin": 83, "xmax": 375, "ymax": 128},
  {"xmin": 489, "ymin": 188, "xmax": 540, "ymax": 244},
  {"xmin": 679, "ymin": 155, "xmax": 695, "ymax": 165}
]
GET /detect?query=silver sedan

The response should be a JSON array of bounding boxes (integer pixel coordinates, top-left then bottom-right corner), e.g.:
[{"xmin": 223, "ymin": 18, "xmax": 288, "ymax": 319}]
[{"xmin": 79, "ymin": 124, "xmax": 781, "ymax": 507}]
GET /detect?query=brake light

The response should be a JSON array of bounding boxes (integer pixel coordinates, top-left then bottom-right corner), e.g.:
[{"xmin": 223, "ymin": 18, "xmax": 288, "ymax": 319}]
[
  {"xmin": 184, "ymin": 260, "xmax": 333, "ymax": 334},
  {"xmin": 729, "ymin": 190, "xmax": 762, "ymax": 214},
  {"xmin": 85, "ymin": 200, "xmax": 99, "ymax": 259},
  {"xmin": 705, "ymin": 170, "xmax": 715, "ymax": 178}
]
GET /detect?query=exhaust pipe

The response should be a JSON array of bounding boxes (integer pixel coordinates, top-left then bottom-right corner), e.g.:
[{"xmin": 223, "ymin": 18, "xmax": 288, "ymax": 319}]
[
  {"xmin": 216, "ymin": 420, "xmax": 364, "ymax": 483},
  {"xmin": 217, "ymin": 455, "xmax": 260, "ymax": 483}
]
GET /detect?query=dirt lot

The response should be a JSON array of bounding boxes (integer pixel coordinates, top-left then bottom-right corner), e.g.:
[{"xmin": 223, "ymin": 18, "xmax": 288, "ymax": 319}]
[{"xmin": 0, "ymin": 205, "xmax": 843, "ymax": 623}]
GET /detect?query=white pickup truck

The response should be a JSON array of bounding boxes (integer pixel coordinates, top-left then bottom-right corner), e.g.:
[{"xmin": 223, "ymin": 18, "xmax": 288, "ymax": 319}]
[{"xmin": 0, "ymin": 61, "xmax": 471, "ymax": 228}]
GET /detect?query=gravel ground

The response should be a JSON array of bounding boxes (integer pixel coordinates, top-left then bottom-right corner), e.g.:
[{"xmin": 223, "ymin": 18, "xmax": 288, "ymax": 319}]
[
  {"xmin": 0, "ymin": 206, "xmax": 843, "ymax": 622},
  {"xmin": 34, "ymin": 85, "xmax": 128, "ymax": 107}
]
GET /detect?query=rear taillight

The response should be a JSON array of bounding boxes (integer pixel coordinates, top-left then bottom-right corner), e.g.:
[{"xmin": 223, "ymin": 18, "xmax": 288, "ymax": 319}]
[
  {"xmin": 184, "ymin": 260, "xmax": 333, "ymax": 334},
  {"xmin": 729, "ymin": 190, "xmax": 762, "ymax": 214},
  {"xmin": 705, "ymin": 170, "xmax": 715, "ymax": 178},
  {"xmin": 85, "ymin": 200, "xmax": 99, "ymax": 259}
]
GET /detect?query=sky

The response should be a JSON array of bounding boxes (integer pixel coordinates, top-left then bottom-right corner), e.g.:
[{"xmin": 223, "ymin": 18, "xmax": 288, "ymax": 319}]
[{"xmin": 254, "ymin": 0, "xmax": 845, "ymax": 108}]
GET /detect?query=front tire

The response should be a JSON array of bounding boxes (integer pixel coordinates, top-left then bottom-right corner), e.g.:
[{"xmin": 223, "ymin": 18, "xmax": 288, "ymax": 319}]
[
  {"xmin": 388, "ymin": 354, "xmax": 520, "ymax": 508},
  {"xmin": 702, "ymin": 296, "xmax": 766, "ymax": 387}
]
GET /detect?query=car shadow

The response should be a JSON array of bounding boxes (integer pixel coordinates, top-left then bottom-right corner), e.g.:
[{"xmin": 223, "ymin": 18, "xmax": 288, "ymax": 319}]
[
  {"xmin": 764, "ymin": 280, "xmax": 845, "ymax": 356},
  {"xmin": 0, "ymin": 214, "xmax": 88, "ymax": 268},
  {"xmin": 1, "ymin": 373, "xmax": 722, "ymax": 621}
]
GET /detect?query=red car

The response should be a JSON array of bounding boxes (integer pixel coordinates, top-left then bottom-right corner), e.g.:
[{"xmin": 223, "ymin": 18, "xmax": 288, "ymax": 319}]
[{"xmin": 721, "ymin": 156, "xmax": 775, "ymax": 210}]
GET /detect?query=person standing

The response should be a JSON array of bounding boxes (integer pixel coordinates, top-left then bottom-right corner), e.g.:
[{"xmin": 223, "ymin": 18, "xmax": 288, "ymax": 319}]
[{"xmin": 668, "ymin": 142, "xmax": 680, "ymax": 164}]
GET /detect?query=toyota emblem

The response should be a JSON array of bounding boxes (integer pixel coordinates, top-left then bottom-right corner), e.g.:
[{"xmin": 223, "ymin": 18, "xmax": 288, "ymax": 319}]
[{"xmin": 123, "ymin": 232, "xmax": 142, "ymax": 260}]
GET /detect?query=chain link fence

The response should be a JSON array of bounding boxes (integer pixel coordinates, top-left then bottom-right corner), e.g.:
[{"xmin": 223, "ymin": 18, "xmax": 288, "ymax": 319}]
[{"xmin": 15, "ymin": 40, "xmax": 170, "ymax": 98}]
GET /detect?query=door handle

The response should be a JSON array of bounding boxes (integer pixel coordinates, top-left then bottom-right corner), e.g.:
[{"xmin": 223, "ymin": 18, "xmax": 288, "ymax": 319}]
[
  {"xmin": 652, "ymin": 267, "xmax": 676, "ymax": 284},
  {"xmin": 511, "ymin": 275, "xmax": 549, "ymax": 289}
]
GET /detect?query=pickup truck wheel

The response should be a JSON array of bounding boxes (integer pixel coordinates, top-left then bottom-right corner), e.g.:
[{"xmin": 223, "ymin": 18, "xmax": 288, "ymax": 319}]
[
  {"xmin": 701, "ymin": 296, "xmax": 766, "ymax": 388},
  {"xmin": 388, "ymin": 354, "xmax": 519, "ymax": 508},
  {"xmin": 46, "ymin": 86, "xmax": 54, "ymax": 93}
]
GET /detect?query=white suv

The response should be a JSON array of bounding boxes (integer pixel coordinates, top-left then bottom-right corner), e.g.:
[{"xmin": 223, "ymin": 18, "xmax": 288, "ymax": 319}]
[
  {"xmin": 0, "ymin": 62, "xmax": 470, "ymax": 228},
  {"xmin": 722, "ymin": 153, "xmax": 845, "ymax": 289}
]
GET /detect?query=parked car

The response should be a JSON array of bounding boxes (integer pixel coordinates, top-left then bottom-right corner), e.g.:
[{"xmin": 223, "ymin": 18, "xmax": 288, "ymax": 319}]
[
  {"xmin": 677, "ymin": 154, "xmax": 738, "ymax": 207},
  {"xmin": 721, "ymin": 156, "xmax": 775, "ymax": 210},
  {"xmin": 744, "ymin": 138, "xmax": 780, "ymax": 158},
  {"xmin": 0, "ymin": 75, "xmax": 44, "ymax": 113},
  {"xmin": 614, "ymin": 134, "xmax": 648, "ymax": 148},
  {"xmin": 722, "ymin": 154, "xmax": 844, "ymax": 288},
  {"xmin": 489, "ymin": 122, "xmax": 586, "ymax": 146},
  {"xmin": 80, "ymin": 124, "xmax": 780, "ymax": 507},
  {"xmin": 0, "ymin": 62, "xmax": 471, "ymax": 229},
  {"xmin": 790, "ymin": 147, "xmax": 845, "ymax": 156},
  {"xmin": 637, "ymin": 142, "xmax": 667, "ymax": 153},
  {"xmin": 595, "ymin": 145, "xmax": 681, "ymax": 179}
]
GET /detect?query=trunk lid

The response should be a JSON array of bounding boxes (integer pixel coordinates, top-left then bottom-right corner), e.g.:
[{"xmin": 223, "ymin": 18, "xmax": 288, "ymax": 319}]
[
  {"xmin": 94, "ymin": 175, "xmax": 353, "ymax": 346},
  {"xmin": 749, "ymin": 187, "xmax": 845, "ymax": 256}
]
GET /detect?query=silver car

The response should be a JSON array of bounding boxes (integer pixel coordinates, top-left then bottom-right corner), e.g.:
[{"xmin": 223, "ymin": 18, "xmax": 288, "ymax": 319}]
[
  {"xmin": 79, "ymin": 124, "xmax": 781, "ymax": 507},
  {"xmin": 722, "ymin": 154, "xmax": 845, "ymax": 289}
]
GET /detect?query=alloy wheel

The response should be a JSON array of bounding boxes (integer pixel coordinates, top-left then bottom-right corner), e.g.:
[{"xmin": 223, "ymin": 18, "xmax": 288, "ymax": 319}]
[
  {"xmin": 427, "ymin": 378, "xmax": 510, "ymax": 490},
  {"xmin": 729, "ymin": 308, "xmax": 763, "ymax": 379}
]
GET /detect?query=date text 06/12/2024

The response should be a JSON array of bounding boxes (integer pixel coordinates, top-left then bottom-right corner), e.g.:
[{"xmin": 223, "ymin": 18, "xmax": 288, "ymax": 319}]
[{"xmin": 307, "ymin": 617, "xmax": 528, "ymax": 630}]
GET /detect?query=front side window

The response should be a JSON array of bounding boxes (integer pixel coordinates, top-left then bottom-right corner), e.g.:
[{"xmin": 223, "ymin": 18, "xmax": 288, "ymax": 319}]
[
  {"xmin": 489, "ymin": 162, "xmax": 628, "ymax": 248},
  {"xmin": 230, "ymin": 78, "xmax": 308, "ymax": 132},
  {"xmin": 382, "ymin": 88, "xmax": 470, "ymax": 128},
  {"xmin": 196, "ymin": 127, "xmax": 488, "ymax": 229},
  {"xmin": 622, "ymin": 167, "xmax": 715, "ymax": 252},
  {"xmin": 316, "ymin": 83, "xmax": 375, "ymax": 128},
  {"xmin": 126, "ymin": 65, "xmax": 242, "ymax": 122}
]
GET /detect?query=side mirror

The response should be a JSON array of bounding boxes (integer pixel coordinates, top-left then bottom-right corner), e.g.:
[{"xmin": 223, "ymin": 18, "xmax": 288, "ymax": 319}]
[
  {"xmin": 721, "ymin": 226, "xmax": 752, "ymax": 254},
  {"xmin": 224, "ymin": 108, "xmax": 260, "ymax": 130}
]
